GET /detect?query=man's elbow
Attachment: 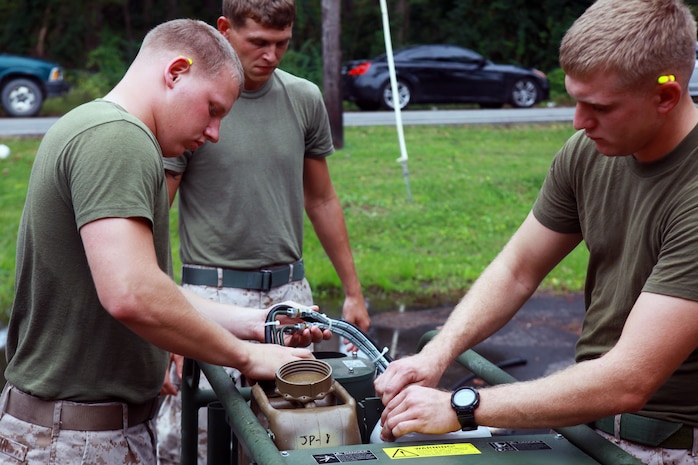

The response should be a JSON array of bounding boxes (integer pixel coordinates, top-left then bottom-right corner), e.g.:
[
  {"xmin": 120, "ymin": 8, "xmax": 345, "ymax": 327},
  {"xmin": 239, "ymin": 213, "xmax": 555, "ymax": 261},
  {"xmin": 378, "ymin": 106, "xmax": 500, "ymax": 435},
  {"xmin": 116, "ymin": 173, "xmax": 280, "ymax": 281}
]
[
  {"xmin": 100, "ymin": 293, "xmax": 143, "ymax": 322},
  {"xmin": 96, "ymin": 279, "xmax": 152, "ymax": 323},
  {"xmin": 615, "ymin": 379, "xmax": 659, "ymax": 413}
]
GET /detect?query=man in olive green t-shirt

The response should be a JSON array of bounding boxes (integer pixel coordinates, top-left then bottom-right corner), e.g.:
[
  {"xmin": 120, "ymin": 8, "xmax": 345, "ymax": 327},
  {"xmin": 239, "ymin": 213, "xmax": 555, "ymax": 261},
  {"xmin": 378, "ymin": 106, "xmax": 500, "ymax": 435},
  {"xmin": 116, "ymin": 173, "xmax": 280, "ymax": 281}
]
[
  {"xmin": 1, "ymin": 18, "xmax": 328, "ymax": 465},
  {"xmin": 157, "ymin": 2, "xmax": 370, "ymax": 464},
  {"xmin": 375, "ymin": 1, "xmax": 698, "ymax": 463}
]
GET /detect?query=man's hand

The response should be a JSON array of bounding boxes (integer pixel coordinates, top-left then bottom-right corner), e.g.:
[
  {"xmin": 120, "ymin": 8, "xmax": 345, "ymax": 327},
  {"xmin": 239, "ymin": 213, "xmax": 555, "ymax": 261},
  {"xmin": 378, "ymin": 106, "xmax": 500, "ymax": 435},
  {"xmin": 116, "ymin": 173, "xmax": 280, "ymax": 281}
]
[
  {"xmin": 160, "ymin": 353, "xmax": 184, "ymax": 396},
  {"xmin": 340, "ymin": 295, "xmax": 371, "ymax": 352},
  {"xmin": 270, "ymin": 301, "xmax": 333, "ymax": 346},
  {"xmin": 374, "ymin": 353, "xmax": 442, "ymax": 405},
  {"xmin": 241, "ymin": 343, "xmax": 316, "ymax": 380},
  {"xmin": 379, "ymin": 385, "xmax": 457, "ymax": 441},
  {"xmin": 282, "ymin": 323, "xmax": 333, "ymax": 347}
]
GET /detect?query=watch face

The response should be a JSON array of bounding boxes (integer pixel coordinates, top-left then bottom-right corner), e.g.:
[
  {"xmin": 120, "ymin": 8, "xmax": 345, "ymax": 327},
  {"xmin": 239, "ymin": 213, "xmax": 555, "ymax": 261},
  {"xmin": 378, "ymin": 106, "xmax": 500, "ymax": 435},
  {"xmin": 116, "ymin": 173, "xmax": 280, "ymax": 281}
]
[{"xmin": 453, "ymin": 388, "xmax": 477, "ymax": 407}]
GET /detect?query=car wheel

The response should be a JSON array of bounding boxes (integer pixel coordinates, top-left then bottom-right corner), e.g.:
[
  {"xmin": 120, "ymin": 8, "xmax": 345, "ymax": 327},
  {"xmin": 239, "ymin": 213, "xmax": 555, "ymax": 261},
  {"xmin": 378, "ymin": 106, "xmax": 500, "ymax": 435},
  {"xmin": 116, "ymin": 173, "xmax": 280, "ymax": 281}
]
[
  {"xmin": 1, "ymin": 78, "xmax": 44, "ymax": 117},
  {"xmin": 509, "ymin": 78, "xmax": 539, "ymax": 108},
  {"xmin": 380, "ymin": 79, "xmax": 411, "ymax": 110}
]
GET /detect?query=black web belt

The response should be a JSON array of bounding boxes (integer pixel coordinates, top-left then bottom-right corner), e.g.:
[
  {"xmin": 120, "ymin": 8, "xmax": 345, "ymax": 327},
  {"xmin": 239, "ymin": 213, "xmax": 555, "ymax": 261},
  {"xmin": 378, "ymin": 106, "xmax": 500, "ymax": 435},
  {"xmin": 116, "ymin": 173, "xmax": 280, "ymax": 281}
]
[{"xmin": 181, "ymin": 260, "xmax": 304, "ymax": 292}]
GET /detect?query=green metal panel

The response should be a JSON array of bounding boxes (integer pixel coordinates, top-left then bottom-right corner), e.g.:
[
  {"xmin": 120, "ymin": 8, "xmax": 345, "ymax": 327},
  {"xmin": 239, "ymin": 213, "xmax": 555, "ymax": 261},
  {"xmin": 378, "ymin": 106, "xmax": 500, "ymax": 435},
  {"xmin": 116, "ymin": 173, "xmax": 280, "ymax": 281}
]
[{"xmin": 278, "ymin": 434, "xmax": 602, "ymax": 465}]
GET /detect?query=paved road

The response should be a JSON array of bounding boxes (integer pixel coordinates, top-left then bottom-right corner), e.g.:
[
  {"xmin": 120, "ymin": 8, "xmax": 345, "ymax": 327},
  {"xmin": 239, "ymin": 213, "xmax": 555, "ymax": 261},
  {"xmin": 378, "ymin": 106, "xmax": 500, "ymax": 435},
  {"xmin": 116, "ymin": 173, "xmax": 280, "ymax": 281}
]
[
  {"xmin": 0, "ymin": 107, "xmax": 576, "ymax": 137},
  {"xmin": 0, "ymin": 117, "xmax": 59, "ymax": 137},
  {"xmin": 344, "ymin": 106, "xmax": 575, "ymax": 126}
]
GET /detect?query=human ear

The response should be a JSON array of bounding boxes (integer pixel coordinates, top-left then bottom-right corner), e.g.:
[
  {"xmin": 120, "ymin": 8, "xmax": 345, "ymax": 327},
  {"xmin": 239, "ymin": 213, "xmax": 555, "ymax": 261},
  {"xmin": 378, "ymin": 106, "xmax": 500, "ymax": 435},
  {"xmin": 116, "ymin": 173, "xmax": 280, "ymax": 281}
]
[
  {"xmin": 656, "ymin": 80, "xmax": 682, "ymax": 115},
  {"xmin": 217, "ymin": 16, "xmax": 232, "ymax": 36},
  {"xmin": 165, "ymin": 56, "xmax": 193, "ymax": 88}
]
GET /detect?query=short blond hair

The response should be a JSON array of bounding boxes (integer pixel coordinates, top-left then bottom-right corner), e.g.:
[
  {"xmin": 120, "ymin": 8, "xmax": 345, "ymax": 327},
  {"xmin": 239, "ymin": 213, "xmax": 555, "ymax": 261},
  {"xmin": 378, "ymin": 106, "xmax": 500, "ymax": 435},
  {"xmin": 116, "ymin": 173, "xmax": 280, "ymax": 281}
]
[
  {"xmin": 560, "ymin": 0, "xmax": 696, "ymax": 89},
  {"xmin": 142, "ymin": 18, "xmax": 244, "ymax": 86}
]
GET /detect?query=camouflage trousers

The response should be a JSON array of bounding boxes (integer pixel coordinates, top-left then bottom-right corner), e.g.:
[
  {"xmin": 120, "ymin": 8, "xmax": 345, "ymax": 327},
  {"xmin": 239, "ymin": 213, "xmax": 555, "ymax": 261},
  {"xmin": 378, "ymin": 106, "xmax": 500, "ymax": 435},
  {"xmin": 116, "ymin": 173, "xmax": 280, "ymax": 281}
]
[
  {"xmin": 0, "ymin": 384, "xmax": 157, "ymax": 465},
  {"xmin": 595, "ymin": 429, "xmax": 698, "ymax": 465},
  {"xmin": 156, "ymin": 278, "xmax": 313, "ymax": 465}
]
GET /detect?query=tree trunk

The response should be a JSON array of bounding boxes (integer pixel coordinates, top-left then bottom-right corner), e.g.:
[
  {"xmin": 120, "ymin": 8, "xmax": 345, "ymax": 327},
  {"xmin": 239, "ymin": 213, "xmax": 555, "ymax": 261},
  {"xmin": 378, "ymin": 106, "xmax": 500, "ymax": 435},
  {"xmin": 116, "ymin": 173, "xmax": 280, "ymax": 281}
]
[
  {"xmin": 322, "ymin": 0, "xmax": 343, "ymax": 149},
  {"xmin": 35, "ymin": 5, "xmax": 51, "ymax": 58}
]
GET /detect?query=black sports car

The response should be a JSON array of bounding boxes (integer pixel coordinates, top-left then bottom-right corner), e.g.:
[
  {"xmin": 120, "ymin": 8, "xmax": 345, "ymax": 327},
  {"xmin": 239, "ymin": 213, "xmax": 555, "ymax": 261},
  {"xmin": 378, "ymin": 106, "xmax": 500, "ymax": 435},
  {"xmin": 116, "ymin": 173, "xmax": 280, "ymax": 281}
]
[{"xmin": 342, "ymin": 44, "xmax": 550, "ymax": 111}]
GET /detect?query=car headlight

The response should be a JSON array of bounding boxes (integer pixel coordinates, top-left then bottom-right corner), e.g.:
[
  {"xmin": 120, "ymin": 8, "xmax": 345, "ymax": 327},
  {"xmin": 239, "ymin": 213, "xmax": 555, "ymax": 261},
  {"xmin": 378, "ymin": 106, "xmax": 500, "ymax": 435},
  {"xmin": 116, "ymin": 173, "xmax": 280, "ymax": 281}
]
[{"xmin": 49, "ymin": 67, "xmax": 63, "ymax": 82}]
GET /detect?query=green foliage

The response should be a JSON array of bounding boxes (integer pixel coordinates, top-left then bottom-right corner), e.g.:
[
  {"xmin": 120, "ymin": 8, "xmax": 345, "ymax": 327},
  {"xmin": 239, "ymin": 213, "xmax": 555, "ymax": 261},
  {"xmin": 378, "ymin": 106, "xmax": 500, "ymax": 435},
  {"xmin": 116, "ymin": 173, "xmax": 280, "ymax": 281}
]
[
  {"xmin": 40, "ymin": 70, "xmax": 113, "ymax": 116},
  {"xmin": 281, "ymin": 39, "xmax": 323, "ymax": 87},
  {"xmin": 0, "ymin": 123, "xmax": 588, "ymax": 322},
  {"xmin": 440, "ymin": 0, "xmax": 592, "ymax": 71},
  {"xmin": 4, "ymin": 0, "xmax": 698, "ymax": 81},
  {"xmin": 86, "ymin": 30, "xmax": 129, "ymax": 88},
  {"xmin": 547, "ymin": 68, "xmax": 575, "ymax": 107}
]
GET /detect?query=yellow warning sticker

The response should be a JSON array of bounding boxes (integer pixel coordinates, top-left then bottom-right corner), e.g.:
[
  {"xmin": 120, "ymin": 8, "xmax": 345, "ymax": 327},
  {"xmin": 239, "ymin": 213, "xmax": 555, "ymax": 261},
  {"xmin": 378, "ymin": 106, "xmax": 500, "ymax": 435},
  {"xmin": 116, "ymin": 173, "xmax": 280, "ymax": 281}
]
[{"xmin": 383, "ymin": 443, "xmax": 481, "ymax": 459}]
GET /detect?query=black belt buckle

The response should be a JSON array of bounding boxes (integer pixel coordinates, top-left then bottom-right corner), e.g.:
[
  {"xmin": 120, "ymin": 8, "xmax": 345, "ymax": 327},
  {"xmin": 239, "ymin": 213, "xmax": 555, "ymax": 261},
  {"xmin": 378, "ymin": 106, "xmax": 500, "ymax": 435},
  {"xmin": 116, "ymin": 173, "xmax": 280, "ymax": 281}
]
[{"xmin": 260, "ymin": 269, "xmax": 273, "ymax": 292}]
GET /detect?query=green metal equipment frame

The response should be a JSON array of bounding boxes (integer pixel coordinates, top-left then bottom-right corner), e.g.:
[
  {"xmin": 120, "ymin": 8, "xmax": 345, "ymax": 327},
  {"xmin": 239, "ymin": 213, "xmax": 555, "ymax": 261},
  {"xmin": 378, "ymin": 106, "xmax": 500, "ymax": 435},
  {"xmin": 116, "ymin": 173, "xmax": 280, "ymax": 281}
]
[{"xmin": 179, "ymin": 330, "xmax": 643, "ymax": 465}]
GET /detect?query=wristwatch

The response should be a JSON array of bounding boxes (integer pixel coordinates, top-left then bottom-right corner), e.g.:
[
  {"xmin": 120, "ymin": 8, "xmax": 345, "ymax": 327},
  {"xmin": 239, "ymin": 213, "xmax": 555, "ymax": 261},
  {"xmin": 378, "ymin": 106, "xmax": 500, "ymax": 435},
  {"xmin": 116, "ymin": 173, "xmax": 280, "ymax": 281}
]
[{"xmin": 451, "ymin": 387, "xmax": 480, "ymax": 431}]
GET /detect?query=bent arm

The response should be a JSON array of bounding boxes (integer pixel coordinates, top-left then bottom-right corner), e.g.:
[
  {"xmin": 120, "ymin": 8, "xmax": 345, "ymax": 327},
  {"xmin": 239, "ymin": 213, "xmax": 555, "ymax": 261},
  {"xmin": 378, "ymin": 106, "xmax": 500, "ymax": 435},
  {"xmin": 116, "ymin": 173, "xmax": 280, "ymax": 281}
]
[
  {"xmin": 177, "ymin": 288, "xmax": 330, "ymax": 345},
  {"xmin": 474, "ymin": 291, "xmax": 698, "ymax": 428},
  {"xmin": 380, "ymin": 291, "xmax": 698, "ymax": 439},
  {"xmin": 304, "ymin": 157, "xmax": 370, "ymax": 331},
  {"xmin": 80, "ymin": 216, "xmax": 315, "ymax": 379}
]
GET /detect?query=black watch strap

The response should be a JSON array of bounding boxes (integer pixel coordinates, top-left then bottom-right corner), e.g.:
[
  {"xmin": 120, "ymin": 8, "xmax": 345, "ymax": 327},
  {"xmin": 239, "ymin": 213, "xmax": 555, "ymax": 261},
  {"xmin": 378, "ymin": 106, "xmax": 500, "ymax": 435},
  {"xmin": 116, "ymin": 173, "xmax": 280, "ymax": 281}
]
[
  {"xmin": 451, "ymin": 387, "xmax": 480, "ymax": 431},
  {"xmin": 456, "ymin": 411, "xmax": 478, "ymax": 431}
]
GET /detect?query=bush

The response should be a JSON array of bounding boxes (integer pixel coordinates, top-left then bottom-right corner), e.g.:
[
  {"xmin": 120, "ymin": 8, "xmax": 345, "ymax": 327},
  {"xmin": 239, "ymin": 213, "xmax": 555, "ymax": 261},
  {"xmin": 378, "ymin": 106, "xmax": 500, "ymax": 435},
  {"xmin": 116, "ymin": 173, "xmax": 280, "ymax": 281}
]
[
  {"xmin": 281, "ymin": 39, "xmax": 323, "ymax": 86},
  {"xmin": 547, "ymin": 67, "xmax": 574, "ymax": 107},
  {"xmin": 40, "ymin": 70, "xmax": 112, "ymax": 116},
  {"xmin": 40, "ymin": 31, "xmax": 128, "ymax": 117}
]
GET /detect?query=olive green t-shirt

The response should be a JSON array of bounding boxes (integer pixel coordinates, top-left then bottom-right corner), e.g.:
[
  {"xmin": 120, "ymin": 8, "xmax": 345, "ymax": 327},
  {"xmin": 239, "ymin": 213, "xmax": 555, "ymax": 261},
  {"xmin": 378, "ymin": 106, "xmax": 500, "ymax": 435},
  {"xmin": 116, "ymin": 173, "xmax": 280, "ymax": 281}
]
[
  {"xmin": 533, "ymin": 128, "xmax": 698, "ymax": 425},
  {"xmin": 6, "ymin": 100, "xmax": 171, "ymax": 403},
  {"xmin": 163, "ymin": 69, "xmax": 334, "ymax": 269}
]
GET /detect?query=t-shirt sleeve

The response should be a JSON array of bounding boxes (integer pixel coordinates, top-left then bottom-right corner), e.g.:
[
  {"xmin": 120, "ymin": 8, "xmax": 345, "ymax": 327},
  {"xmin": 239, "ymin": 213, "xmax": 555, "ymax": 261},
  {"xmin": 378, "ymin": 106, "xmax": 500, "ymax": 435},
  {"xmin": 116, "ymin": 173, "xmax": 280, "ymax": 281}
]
[
  {"xmin": 60, "ymin": 122, "xmax": 164, "ymax": 229},
  {"xmin": 532, "ymin": 131, "xmax": 586, "ymax": 234},
  {"xmin": 644, "ymin": 194, "xmax": 698, "ymax": 302},
  {"xmin": 304, "ymin": 93, "xmax": 334, "ymax": 159},
  {"xmin": 285, "ymin": 77, "xmax": 334, "ymax": 159},
  {"xmin": 162, "ymin": 152, "xmax": 190, "ymax": 173}
]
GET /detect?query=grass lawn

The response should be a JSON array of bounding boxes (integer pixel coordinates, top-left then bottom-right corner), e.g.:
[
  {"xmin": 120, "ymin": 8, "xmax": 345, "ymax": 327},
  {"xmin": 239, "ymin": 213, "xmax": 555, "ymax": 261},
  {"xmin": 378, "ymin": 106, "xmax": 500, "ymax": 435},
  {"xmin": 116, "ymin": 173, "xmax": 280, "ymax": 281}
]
[{"xmin": 0, "ymin": 122, "xmax": 586, "ymax": 321}]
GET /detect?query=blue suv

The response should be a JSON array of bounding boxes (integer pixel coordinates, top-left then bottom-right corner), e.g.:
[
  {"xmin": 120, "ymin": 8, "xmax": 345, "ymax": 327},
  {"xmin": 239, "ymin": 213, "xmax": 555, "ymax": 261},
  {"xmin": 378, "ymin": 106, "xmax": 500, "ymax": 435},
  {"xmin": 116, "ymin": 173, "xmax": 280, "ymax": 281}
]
[{"xmin": 0, "ymin": 54, "xmax": 70, "ymax": 117}]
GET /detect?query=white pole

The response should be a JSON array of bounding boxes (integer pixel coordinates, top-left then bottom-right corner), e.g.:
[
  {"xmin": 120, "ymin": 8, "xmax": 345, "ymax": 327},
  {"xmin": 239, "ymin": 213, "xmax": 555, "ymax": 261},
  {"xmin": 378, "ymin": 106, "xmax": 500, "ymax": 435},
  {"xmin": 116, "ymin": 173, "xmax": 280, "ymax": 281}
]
[{"xmin": 379, "ymin": 0, "xmax": 412, "ymax": 201}]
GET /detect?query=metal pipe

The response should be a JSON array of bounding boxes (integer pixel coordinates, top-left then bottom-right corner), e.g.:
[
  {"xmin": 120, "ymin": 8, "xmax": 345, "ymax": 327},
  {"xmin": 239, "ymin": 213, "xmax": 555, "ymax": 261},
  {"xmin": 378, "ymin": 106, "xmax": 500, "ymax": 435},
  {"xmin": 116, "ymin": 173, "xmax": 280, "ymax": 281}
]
[
  {"xmin": 181, "ymin": 359, "xmax": 218, "ymax": 465},
  {"xmin": 198, "ymin": 361, "xmax": 287, "ymax": 465},
  {"xmin": 208, "ymin": 401, "xmax": 232, "ymax": 464},
  {"xmin": 417, "ymin": 330, "xmax": 643, "ymax": 465},
  {"xmin": 269, "ymin": 306, "xmax": 392, "ymax": 372}
]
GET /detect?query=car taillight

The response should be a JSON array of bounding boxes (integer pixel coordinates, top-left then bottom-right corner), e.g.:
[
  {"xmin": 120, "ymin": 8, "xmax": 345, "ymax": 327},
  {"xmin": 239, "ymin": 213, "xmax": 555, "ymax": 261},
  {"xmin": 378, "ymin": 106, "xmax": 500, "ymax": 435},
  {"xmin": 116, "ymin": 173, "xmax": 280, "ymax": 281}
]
[{"xmin": 348, "ymin": 62, "xmax": 371, "ymax": 76}]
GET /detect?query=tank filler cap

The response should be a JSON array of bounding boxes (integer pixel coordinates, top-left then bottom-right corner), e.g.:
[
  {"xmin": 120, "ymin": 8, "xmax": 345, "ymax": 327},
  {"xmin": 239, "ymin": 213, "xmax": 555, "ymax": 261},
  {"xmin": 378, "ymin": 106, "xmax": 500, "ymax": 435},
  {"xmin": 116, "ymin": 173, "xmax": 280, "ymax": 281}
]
[{"xmin": 275, "ymin": 359, "xmax": 335, "ymax": 403}]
